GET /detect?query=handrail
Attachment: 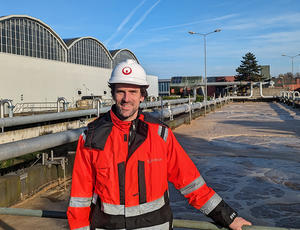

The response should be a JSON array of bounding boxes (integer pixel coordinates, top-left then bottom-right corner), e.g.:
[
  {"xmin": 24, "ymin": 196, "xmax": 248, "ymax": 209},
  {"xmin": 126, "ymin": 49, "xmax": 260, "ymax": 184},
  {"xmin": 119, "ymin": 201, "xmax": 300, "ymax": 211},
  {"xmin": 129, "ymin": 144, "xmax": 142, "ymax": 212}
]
[
  {"xmin": 0, "ymin": 97, "xmax": 200, "ymax": 129},
  {"xmin": 0, "ymin": 208, "xmax": 298, "ymax": 230},
  {"xmin": 0, "ymin": 98, "xmax": 228, "ymax": 161}
]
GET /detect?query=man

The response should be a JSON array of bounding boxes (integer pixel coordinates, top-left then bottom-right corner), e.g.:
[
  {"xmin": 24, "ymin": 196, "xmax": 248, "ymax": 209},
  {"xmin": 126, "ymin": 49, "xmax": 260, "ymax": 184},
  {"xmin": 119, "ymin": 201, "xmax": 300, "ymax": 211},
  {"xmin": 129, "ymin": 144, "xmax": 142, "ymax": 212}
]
[{"xmin": 67, "ymin": 59, "xmax": 251, "ymax": 230}]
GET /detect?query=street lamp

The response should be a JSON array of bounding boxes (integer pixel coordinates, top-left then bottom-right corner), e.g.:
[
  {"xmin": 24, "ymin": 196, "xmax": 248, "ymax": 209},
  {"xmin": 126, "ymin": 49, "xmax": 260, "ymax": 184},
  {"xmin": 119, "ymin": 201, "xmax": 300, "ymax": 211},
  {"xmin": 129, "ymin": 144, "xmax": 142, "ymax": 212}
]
[
  {"xmin": 282, "ymin": 54, "xmax": 300, "ymax": 75},
  {"xmin": 188, "ymin": 29, "xmax": 221, "ymax": 115}
]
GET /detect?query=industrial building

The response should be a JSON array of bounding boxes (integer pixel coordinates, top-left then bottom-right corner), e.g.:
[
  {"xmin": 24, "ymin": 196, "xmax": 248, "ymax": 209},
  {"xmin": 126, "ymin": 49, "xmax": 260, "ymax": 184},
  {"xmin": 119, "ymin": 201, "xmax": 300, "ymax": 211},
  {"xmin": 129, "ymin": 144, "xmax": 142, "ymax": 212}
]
[{"xmin": 0, "ymin": 15, "xmax": 158, "ymax": 110}]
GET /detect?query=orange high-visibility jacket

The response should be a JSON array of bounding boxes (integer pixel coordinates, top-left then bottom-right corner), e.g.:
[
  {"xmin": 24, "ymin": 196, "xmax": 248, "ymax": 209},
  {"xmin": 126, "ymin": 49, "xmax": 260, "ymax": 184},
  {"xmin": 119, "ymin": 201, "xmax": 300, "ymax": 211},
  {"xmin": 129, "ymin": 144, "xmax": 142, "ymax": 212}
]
[{"xmin": 67, "ymin": 107, "xmax": 237, "ymax": 230}]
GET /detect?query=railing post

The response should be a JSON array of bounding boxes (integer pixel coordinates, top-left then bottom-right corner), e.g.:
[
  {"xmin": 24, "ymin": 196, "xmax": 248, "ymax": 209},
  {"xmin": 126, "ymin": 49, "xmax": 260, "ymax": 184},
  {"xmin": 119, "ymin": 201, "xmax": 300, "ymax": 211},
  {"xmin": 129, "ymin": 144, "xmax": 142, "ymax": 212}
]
[{"xmin": 160, "ymin": 96, "xmax": 164, "ymax": 122}]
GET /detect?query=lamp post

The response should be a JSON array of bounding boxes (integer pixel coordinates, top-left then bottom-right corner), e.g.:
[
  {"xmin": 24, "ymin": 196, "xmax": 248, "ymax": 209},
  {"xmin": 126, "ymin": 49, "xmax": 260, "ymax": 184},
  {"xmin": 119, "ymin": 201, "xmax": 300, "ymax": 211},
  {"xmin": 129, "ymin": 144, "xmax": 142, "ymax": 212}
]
[
  {"xmin": 282, "ymin": 54, "xmax": 300, "ymax": 76},
  {"xmin": 189, "ymin": 29, "xmax": 221, "ymax": 115}
]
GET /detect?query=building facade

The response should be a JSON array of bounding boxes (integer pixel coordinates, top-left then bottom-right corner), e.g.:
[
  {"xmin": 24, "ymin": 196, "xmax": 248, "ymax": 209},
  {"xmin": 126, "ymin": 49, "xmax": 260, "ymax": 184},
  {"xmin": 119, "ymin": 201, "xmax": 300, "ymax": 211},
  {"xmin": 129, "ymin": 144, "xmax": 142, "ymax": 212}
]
[{"xmin": 158, "ymin": 79, "xmax": 171, "ymax": 96}]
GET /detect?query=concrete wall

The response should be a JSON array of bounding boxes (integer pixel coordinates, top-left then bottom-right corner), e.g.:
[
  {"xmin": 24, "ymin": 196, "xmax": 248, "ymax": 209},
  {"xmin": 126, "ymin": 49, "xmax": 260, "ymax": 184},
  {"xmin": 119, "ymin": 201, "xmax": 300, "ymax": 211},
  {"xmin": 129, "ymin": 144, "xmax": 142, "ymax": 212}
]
[
  {"xmin": 0, "ymin": 52, "xmax": 112, "ymax": 107},
  {"xmin": 0, "ymin": 154, "xmax": 75, "ymax": 207},
  {"xmin": 146, "ymin": 75, "xmax": 158, "ymax": 98},
  {"xmin": 0, "ymin": 118, "xmax": 94, "ymax": 144}
]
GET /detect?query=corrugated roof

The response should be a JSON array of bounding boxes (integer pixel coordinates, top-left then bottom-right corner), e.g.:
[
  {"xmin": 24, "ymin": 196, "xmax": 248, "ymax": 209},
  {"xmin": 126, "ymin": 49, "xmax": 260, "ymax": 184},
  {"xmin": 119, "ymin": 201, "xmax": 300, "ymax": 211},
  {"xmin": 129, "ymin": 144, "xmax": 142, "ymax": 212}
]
[{"xmin": 63, "ymin": 38, "xmax": 81, "ymax": 47}]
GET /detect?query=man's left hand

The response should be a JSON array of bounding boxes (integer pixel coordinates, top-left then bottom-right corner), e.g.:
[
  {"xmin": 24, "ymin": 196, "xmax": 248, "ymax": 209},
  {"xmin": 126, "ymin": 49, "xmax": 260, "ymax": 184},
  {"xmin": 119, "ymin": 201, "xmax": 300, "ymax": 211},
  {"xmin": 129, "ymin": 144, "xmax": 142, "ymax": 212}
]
[{"xmin": 229, "ymin": 217, "xmax": 252, "ymax": 230}]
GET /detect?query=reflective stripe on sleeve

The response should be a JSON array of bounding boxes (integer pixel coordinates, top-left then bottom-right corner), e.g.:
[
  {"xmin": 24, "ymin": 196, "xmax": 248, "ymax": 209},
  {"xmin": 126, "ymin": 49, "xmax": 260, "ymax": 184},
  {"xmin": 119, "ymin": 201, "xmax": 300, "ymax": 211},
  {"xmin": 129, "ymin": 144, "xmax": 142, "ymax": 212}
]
[
  {"xmin": 74, "ymin": 226, "xmax": 90, "ymax": 230},
  {"xmin": 81, "ymin": 132, "xmax": 86, "ymax": 142},
  {"xmin": 200, "ymin": 193, "xmax": 222, "ymax": 215},
  {"xmin": 69, "ymin": 196, "xmax": 92, "ymax": 208},
  {"xmin": 179, "ymin": 176, "xmax": 206, "ymax": 196},
  {"xmin": 101, "ymin": 194, "xmax": 166, "ymax": 217},
  {"xmin": 158, "ymin": 125, "xmax": 168, "ymax": 142}
]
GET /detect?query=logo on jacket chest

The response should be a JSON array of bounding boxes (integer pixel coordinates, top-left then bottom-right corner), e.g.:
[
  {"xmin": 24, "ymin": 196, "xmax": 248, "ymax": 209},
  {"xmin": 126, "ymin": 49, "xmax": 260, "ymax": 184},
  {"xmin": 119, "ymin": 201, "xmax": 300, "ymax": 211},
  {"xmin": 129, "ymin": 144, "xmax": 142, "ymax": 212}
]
[{"xmin": 147, "ymin": 158, "xmax": 162, "ymax": 164}]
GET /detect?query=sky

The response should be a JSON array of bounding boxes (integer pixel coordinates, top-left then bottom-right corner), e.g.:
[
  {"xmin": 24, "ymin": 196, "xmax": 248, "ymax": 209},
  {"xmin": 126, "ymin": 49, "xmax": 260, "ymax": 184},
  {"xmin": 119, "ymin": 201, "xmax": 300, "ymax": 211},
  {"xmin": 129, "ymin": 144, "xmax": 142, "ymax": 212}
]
[{"xmin": 1, "ymin": 0, "xmax": 300, "ymax": 78}]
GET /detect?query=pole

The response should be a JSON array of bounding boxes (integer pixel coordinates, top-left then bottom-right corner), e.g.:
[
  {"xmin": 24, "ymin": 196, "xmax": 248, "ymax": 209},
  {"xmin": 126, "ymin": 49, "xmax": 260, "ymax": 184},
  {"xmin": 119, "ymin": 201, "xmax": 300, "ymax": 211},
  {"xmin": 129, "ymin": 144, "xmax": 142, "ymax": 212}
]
[
  {"xmin": 292, "ymin": 57, "xmax": 294, "ymax": 75},
  {"xmin": 204, "ymin": 35, "xmax": 207, "ymax": 116}
]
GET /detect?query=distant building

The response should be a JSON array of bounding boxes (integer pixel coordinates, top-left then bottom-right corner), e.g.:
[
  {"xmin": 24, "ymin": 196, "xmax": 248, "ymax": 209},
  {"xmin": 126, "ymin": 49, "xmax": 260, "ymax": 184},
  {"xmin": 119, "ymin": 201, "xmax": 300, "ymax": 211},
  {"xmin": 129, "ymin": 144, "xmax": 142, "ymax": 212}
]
[
  {"xmin": 170, "ymin": 76, "xmax": 203, "ymax": 96},
  {"xmin": 272, "ymin": 76, "xmax": 300, "ymax": 91},
  {"xmin": 207, "ymin": 76, "xmax": 235, "ymax": 96},
  {"xmin": 158, "ymin": 79, "xmax": 171, "ymax": 96},
  {"xmin": 260, "ymin": 65, "xmax": 271, "ymax": 80}
]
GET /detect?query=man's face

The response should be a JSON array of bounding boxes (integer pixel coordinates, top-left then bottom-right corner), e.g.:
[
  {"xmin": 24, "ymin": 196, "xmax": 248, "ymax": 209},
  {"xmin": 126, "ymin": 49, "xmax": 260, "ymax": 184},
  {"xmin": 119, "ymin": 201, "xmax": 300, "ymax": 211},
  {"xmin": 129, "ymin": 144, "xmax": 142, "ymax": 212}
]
[{"xmin": 114, "ymin": 84, "xmax": 145, "ymax": 121}]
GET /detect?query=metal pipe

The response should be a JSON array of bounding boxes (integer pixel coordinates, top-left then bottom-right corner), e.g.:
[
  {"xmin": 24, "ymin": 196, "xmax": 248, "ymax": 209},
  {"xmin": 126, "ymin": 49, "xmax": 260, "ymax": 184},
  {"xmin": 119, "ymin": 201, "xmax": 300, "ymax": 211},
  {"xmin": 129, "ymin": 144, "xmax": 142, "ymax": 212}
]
[
  {"xmin": 93, "ymin": 98, "xmax": 103, "ymax": 117},
  {"xmin": 139, "ymin": 98, "xmax": 196, "ymax": 109},
  {"xmin": 0, "ymin": 127, "xmax": 85, "ymax": 161},
  {"xmin": 173, "ymin": 219, "xmax": 300, "ymax": 230},
  {"xmin": 0, "ymin": 99, "xmax": 14, "ymax": 118},
  {"xmin": 293, "ymin": 91, "xmax": 300, "ymax": 100},
  {"xmin": 0, "ymin": 108, "xmax": 109, "ymax": 128},
  {"xmin": 0, "ymin": 208, "xmax": 67, "ymax": 219},
  {"xmin": 0, "ymin": 208, "xmax": 298, "ymax": 230},
  {"xmin": 230, "ymin": 84, "xmax": 253, "ymax": 99},
  {"xmin": 57, "ymin": 97, "xmax": 68, "ymax": 112},
  {"xmin": 259, "ymin": 82, "xmax": 275, "ymax": 99}
]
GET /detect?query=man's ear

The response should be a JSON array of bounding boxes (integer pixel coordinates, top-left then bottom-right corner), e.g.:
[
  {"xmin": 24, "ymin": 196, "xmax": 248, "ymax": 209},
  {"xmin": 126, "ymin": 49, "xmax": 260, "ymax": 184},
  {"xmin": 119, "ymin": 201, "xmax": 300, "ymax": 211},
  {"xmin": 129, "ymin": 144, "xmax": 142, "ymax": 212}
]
[{"xmin": 140, "ymin": 96, "xmax": 145, "ymax": 103}]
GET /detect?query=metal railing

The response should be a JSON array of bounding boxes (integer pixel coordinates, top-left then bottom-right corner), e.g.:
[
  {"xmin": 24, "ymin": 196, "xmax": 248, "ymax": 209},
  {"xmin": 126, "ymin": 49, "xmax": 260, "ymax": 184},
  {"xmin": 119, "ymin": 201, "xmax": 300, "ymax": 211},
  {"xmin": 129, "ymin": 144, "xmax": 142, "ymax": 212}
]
[
  {"xmin": 0, "ymin": 208, "xmax": 298, "ymax": 230},
  {"xmin": 13, "ymin": 102, "xmax": 60, "ymax": 113},
  {"xmin": 279, "ymin": 90, "xmax": 300, "ymax": 108},
  {"xmin": 0, "ymin": 96, "xmax": 228, "ymax": 161}
]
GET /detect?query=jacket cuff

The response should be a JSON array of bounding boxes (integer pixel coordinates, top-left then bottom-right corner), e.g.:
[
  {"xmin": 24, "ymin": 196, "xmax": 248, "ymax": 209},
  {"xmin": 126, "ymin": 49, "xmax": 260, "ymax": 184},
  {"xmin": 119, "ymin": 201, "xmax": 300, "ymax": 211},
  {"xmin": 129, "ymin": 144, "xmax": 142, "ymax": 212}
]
[{"xmin": 207, "ymin": 200, "xmax": 237, "ymax": 227}]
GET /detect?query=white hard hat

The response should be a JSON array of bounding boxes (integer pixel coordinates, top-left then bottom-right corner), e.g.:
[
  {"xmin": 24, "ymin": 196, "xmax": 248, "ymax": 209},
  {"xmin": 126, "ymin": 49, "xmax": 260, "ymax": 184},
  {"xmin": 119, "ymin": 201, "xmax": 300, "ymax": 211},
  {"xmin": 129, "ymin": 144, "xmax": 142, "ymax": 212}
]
[{"xmin": 109, "ymin": 59, "xmax": 149, "ymax": 87}]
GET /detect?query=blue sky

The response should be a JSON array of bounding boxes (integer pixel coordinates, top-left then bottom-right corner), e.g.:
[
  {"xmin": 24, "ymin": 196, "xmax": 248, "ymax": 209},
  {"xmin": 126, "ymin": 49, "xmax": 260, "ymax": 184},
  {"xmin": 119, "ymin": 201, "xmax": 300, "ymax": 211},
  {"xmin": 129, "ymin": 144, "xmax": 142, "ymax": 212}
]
[{"xmin": 1, "ymin": 0, "xmax": 300, "ymax": 78}]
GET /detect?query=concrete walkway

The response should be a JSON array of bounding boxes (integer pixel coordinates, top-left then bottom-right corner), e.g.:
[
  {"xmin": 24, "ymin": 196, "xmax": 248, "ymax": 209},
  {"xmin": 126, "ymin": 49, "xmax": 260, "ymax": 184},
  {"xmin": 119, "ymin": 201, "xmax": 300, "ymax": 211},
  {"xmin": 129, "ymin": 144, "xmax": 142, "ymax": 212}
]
[{"xmin": 0, "ymin": 101, "xmax": 299, "ymax": 229}]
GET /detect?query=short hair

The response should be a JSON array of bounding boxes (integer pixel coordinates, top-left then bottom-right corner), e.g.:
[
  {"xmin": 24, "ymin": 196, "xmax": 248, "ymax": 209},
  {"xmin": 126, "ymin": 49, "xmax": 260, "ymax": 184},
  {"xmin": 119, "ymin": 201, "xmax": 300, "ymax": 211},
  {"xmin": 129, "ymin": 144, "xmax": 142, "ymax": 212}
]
[{"xmin": 108, "ymin": 83, "xmax": 148, "ymax": 99}]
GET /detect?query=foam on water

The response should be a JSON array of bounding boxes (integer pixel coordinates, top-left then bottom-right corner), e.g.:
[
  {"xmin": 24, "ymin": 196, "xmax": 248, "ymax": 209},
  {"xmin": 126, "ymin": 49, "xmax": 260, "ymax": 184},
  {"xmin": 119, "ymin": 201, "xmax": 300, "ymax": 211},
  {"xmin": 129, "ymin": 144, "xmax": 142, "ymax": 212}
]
[{"xmin": 169, "ymin": 156, "xmax": 300, "ymax": 228}]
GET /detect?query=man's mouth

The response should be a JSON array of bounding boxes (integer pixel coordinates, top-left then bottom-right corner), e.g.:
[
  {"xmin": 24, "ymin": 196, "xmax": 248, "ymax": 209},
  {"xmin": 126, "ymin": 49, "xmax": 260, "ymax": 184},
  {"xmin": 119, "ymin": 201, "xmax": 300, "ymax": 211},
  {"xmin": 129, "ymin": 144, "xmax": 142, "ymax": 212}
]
[{"xmin": 120, "ymin": 103, "xmax": 132, "ymax": 110}]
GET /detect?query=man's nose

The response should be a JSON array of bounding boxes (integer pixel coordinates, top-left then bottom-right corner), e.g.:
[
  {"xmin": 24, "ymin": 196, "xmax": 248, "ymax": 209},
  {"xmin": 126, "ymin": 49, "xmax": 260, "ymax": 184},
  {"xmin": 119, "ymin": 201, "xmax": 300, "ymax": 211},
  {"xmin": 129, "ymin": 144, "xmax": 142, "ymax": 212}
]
[{"xmin": 122, "ymin": 92, "xmax": 130, "ymax": 102}]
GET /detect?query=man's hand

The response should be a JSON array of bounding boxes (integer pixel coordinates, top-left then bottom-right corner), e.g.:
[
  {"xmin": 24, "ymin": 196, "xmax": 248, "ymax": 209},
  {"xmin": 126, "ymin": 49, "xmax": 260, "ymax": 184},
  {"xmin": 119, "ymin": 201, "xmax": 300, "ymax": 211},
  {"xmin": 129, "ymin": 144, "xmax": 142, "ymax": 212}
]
[{"xmin": 229, "ymin": 217, "xmax": 252, "ymax": 230}]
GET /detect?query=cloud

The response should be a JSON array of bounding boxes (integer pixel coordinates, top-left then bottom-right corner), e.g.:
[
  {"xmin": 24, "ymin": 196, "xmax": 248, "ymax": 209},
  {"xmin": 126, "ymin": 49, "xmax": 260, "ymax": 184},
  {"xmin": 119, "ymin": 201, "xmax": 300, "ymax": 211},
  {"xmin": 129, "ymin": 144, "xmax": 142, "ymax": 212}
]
[
  {"xmin": 130, "ymin": 37, "xmax": 171, "ymax": 49},
  {"xmin": 149, "ymin": 14, "xmax": 239, "ymax": 32},
  {"xmin": 251, "ymin": 30, "xmax": 300, "ymax": 43},
  {"xmin": 114, "ymin": 0, "xmax": 161, "ymax": 48},
  {"xmin": 104, "ymin": 0, "xmax": 146, "ymax": 45},
  {"xmin": 222, "ymin": 22, "xmax": 259, "ymax": 31},
  {"xmin": 222, "ymin": 12, "xmax": 300, "ymax": 32},
  {"xmin": 205, "ymin": 13, "xmax": 239, "ymax": 22},
  {"xmin": 264, "ymin": 13, "xmax": 300, "ymax": 25}
]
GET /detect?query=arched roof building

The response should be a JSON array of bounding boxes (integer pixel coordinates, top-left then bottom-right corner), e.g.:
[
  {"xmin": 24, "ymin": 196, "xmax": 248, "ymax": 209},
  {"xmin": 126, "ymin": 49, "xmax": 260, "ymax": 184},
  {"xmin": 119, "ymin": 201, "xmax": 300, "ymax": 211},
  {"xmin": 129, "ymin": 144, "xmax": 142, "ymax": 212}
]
[
  {"xmin": 110, "ymin": 49, "xmax": 139, "ymax": 68},
  {"xmin": 64, "ymin": 37, "xmax": 113, "ymax": 69},
  {"xmin": 0, "ymin": 15, "xmax": 67, "ymax": 61},
  {"xmin": 0, "ymin": 15, "xmax": 140, "ymax": 69}
]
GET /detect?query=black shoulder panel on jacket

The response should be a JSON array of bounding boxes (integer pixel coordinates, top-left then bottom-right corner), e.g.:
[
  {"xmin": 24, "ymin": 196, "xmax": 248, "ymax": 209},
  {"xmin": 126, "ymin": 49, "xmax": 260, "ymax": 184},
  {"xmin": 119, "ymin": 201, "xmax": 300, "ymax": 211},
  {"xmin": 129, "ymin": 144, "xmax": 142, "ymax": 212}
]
[
  {"xmin": 84, "ymin": 111, "xmax": 113, "ymax": 150},
  {"xmin": 142, "ymin": 112, "xmax": 169, "ymax": 127},
  {"xmin": 207, "ymin": 200, "xmax": 238, "ymax": 227}
]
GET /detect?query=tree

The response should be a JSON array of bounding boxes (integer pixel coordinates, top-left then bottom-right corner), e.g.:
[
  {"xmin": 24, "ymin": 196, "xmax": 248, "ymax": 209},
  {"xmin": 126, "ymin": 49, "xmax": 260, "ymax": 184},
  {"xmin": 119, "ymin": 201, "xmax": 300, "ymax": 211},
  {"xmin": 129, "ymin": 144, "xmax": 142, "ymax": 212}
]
[{"xmin": 235, "ymin": 52, "xmax": 262, "ymax": 82}]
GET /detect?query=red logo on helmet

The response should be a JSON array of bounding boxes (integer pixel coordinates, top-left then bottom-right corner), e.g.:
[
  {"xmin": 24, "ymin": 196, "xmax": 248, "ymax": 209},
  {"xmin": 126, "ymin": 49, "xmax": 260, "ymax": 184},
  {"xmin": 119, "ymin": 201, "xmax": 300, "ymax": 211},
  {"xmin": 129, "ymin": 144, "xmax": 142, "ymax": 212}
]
[{"xmin": 122, "ymin": 67, "xmax": 132, "ymax": 75}]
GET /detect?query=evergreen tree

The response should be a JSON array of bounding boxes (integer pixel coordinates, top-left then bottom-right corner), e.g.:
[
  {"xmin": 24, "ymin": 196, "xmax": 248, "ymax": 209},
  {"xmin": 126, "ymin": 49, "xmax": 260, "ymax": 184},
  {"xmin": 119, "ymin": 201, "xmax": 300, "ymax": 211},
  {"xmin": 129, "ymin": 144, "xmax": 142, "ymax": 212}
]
[{"xmin": 235, "ymin": 52, "xmax": 262, "ymax": 82}]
